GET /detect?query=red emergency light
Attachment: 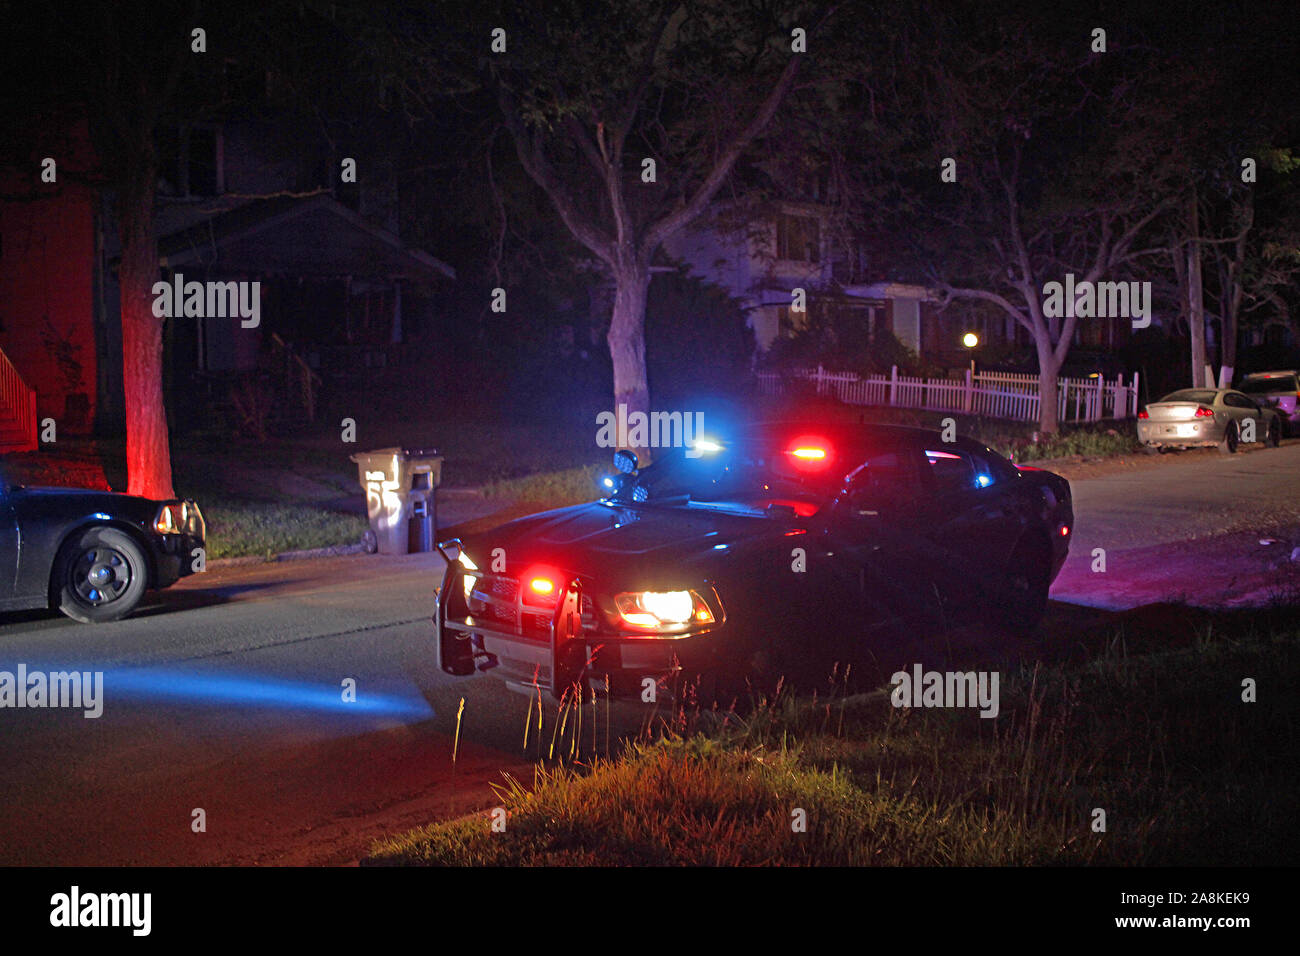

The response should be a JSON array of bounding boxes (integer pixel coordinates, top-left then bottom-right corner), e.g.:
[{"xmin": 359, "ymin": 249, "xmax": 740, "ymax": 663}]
[
  {"xmin": 785, "ymin": 435, "xmax": 833, "ymax": 473},
  {"xmin": 521, "ymin": 565, "xmax": 563, "ymax": 605}
]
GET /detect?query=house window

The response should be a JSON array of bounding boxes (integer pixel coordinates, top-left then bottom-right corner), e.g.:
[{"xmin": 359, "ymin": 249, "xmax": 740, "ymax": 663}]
[
  {"xmin": 794, "ymin": 171, "xmax": 828, "ymax": 201},
  {"xmin": 1264, "ymin": 324, "xmax": 1292, "ymax": 348},
  {"xmin": 776, "ymin": 214, "xmax": 820, "ymax": 263},
  {"xmin": 867, "ymin": 304, "xmax": 883, "ymax": 337},
  {"xmin": 1074, "ymin": 318, "xmax": 1118, "ymax": 349}
]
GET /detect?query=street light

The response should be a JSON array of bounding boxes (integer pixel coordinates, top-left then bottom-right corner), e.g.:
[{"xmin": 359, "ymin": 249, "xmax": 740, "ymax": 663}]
[{"xmin": 962, "ymin": 331, "xmax": 979, "ymax": 375}]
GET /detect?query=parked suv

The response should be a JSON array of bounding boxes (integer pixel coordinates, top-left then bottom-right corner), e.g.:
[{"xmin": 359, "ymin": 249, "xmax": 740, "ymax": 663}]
[{"xmin": 1237, "ymin": 371, "xmax": 1300, "ymax": 435}]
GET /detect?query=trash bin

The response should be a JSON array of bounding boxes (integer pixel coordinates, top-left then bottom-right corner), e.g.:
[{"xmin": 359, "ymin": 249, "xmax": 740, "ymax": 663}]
[
  {"xmin": 408, "ymin": 492, "xmax": 435, "ymax": 553},
  {"xmin": 349, "ymin": 447, "xmax": 443, "ymax": 555}
]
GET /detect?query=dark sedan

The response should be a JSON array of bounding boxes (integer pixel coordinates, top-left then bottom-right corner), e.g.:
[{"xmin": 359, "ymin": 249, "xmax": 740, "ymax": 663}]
[
  {"xmin": 0, "ymin": 469, "xmax": 205, "ymax": 623},
  {"xmin": 432, "ymin": 422, "xmax": 1071, "ymax": 700}
]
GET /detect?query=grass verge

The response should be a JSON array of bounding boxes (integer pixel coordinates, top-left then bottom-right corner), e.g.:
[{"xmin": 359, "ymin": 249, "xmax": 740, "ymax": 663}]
[
  {"xmin": 480, "ymin": 465, "xmax": 605, "ymax": 508},
  {"xmin": 996, "ymin": 423, "xmax": 1139, "ymax": 462},
  {"xmin": 200, "ymin": 498, "xmax": 367, "ymax": 560},
  {"xmin": 369, "ymin": 623, "xmax": 1299, "ymax": 866}
]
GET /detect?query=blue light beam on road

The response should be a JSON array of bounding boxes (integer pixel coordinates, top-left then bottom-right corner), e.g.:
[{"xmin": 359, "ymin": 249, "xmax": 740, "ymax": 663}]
[{"xmin": 100, "ymin": 667, "xmax": 435, "ymax": 719}]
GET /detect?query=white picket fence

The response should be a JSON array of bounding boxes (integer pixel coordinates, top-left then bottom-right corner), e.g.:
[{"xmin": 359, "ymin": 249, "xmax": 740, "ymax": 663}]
[{"xmin": 756, "ymin": 365, "xmax": 1140, "ymax": 424}]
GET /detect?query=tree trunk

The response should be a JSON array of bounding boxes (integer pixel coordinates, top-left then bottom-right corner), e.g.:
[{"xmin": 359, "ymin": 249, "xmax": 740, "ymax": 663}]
[
  {"xmin": 118, "ymin": 160, "xmax": 175, "ymax": 500},
  {"xmin": 1219, "ymin": 204, "xmax": 1250, "ymax": 388},
  {"xmin": 1036, "ymin": 340, "xmax": 1062, "ymax": 435},
  {"xmin": 606, "ymin": 261, "xmax": 651, "ymax": 438},
  {"xmin": 1186, "ymin": 194, "xmax": 1208, "ymax": 389}
]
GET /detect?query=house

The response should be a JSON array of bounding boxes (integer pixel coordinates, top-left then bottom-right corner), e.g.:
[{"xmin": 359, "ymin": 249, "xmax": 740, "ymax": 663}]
[
  {"xmin": 662, "ymin": 197, "xmax": 946, "ymax": 363},
  {"xmin": 1, "ymin": 104, "xmax": 454, "ymax": 443},
  {"xmin": 661, "ymin": 187, "xmax": 1141, "ymax": 373},
  {"xmin": 0, "ymin": 115, "xmax": 98, "ymax": 450},
  {"xmin": 110, "ymin": 191, "xmax": 455, "ymax": 432}
]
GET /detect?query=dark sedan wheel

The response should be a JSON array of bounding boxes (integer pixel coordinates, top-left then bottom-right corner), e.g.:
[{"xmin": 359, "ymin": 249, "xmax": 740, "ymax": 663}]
[
  {"xmin": 53, "ymin": 526, "xmax": 149, "ymax": 623},
  {"xmin": 1218, "ymin": 422, "xmax": 1239, "ymax": 455}
]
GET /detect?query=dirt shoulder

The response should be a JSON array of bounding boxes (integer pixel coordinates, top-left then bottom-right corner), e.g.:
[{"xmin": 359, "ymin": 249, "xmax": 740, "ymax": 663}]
[{"xmin": 1025, "ymin": 439, "xmax": 1284, "ymax": 482}]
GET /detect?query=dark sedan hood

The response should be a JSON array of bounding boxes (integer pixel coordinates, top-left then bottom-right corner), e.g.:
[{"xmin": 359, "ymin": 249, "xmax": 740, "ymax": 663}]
[
  {"xmin": 462, "ymin": 501, "xmax": 803, "ymax": 589},
  {"xmin": 16, "ymin": 485, "xmax": 137, "ymax": 497},
  {"xmin": 14, "ymin": 485, "xmax": 156, "ymax": 504},
  {"xmin": 10, "ymin": 485, "xmax": 159, "ymax": 521}
]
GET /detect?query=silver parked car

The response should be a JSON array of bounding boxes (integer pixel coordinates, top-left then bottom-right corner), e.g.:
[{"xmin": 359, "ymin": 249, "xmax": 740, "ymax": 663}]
[
  {"xmin": 1237, "ymin": 370, "xmax": 1300, "ymax": 435},
  {"xmin": 1137, "ymin": 388, "xmax": 1282, "ymax": 454}
]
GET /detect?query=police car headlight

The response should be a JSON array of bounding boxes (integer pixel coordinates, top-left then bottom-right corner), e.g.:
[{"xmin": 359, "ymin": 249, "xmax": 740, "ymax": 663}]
[
  {"xmin": 614, "ymin": 590, "xmax": 714, "ymax": 632},
  {"xmin": 458, "ymin": 552, "xmax": 479, "ymax": 603}
]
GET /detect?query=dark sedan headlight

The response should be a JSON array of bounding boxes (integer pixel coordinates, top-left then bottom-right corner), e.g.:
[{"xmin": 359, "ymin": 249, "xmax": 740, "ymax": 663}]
[
  {"xmin": 614, "ymin": 589, "xmax": 715, "ymax": 633},
  {"xmin": 154, "ymin": 500, "xmax": 205, "ymax": 537}
]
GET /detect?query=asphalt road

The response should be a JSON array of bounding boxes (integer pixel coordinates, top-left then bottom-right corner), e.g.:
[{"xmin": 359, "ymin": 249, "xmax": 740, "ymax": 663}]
[
  {"xmin": 1, "ymin": 440, "xmax": 1298, "ymax": 865},
  {"xmin": 1052, "ymin": 440, "xmax": 1300, "ymax": 608}
]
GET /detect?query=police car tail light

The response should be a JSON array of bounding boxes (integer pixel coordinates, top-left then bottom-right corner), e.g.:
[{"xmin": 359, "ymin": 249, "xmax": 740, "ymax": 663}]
[{"xmin": 614, "ymin": 590, "xmax": 714, "ymax": 631}]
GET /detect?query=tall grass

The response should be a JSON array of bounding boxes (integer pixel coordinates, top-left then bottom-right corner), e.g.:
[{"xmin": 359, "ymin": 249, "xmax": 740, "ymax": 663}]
[
  {"xmin": 368, "ymin": 623, "xmax": 1299, "ymax": 866},
  {"xmin": 479, "ymin": 465, "xmax": 605, "ymax": 507}
]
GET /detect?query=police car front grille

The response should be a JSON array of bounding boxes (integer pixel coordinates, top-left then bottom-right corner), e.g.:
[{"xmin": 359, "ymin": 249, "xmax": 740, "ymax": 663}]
[{"xmin": 465, "ymin": 573, "xmax": 596, "ymax": 640}]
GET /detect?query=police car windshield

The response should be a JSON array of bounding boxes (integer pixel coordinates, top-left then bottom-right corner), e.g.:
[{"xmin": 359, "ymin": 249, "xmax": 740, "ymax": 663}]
[{"xmin": 612, "ymin": 440, "xmax": 840, "ymax": 510}]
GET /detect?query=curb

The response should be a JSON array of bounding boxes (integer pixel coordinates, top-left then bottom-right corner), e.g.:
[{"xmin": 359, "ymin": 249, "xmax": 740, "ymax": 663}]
[{"xmin": 209, "ymin": 541, "xmax": 368, "ymax": 568}]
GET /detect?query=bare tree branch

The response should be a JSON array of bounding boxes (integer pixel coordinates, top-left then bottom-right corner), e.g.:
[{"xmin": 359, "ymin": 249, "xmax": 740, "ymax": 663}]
[
  {"xmin": 644, "ymin": 50, "xmax": 802, "ymax": 254},
  {"xmin": 496, "ymin": 83, "xmax": 614, "ymax": 263}
]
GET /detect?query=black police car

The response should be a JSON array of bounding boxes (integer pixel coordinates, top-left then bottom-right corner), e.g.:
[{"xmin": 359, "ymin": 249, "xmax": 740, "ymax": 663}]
[
  {"xmin": 0, "ymin": 468, "xmax": 205, "ymax": 623},
  {"xmin": 433, "ymin": 422, "xmax": 1071, "ymax": 700}
]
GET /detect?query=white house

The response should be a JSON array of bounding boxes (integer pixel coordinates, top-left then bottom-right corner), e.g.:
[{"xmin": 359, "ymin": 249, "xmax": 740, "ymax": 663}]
[{"xmin": 662, "ymin": 198, "xmax": 941, "ymax": 358}]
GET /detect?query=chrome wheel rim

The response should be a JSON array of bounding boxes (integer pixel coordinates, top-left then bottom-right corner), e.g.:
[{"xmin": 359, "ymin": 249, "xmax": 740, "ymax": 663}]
[{"xmin": 71, "ymin": 547, "xmax": 133, "ymax": 605}]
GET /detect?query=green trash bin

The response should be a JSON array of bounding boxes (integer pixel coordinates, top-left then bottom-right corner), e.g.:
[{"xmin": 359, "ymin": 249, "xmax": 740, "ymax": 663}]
[{"xmin": 350, "ymin": 447, "xmax": 443, "ymax": 554}]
